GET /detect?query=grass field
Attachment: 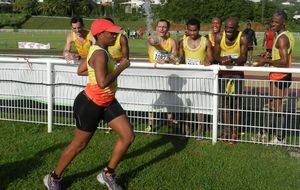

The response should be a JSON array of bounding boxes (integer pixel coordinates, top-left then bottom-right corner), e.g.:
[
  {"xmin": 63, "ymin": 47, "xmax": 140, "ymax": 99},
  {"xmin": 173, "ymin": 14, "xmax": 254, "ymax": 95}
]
[
  {"xmin": 0, "ymin": 31, "xmax": 299, "ymax": 62},
  {"xmin": 1, "ymin": 121, "xmax": 300, "ymax": 190}
]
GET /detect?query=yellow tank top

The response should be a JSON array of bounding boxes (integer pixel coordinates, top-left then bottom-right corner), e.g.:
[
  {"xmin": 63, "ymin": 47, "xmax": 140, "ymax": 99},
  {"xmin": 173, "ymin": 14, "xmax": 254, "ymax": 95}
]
[
  {"xmin": 220, "ymin": 31, "xmax": 243, "ymax": 76},
  {"xmin": 72, "ymin": 31, "xmax": 92, "ymax": 58},
  {"xmin": 270, "ymin": 31, "xmax": 294, "ymax": 80},
  {"xmin": 148, "ymin": 37, "xmax": 172, "ymax": 63},
  {"xmin": 84, "ymin": 45, "xmax": 117, "ymax": 106},
  {"xmin": 108, "ymin": 33, "xmax": 122, "ymax": 61},
  {"xmin": 208, "ymin": 33, "xmax": 215, "ymax": 47},
  {"xmin": 183, "ymin": 36, "xmax": 207, "ymax": 65}
]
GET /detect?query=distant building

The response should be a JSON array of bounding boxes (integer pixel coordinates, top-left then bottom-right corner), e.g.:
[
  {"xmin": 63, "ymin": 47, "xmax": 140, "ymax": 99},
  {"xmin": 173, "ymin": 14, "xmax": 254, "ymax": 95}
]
[{"xmin": 0, "ymin": 0, "xmax": 12, "ymax": 4}]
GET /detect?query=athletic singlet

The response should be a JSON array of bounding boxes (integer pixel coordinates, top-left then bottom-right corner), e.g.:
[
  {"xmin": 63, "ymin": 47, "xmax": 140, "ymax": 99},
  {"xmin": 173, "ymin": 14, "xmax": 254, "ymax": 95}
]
[
  {"xmin": 84, "ymin": 45, "xmax": 117, "ymax": 106},
  {"xmin": 219, "ymin": 31, "xmax": 243, "ymax": 77},
  {"xmin": 148, "ymin": 37, "xmax": 172, "ymax": 63},
  {"xmin": 183, "ymin": 36, "xmax": 207, "ymax": 65},
  {"xmin": 269, "ymin": 31, "xmax": 294, "ymax": 80},
  {"xmin": 265, "ymin": 30, "xmax": 274, "ymax": 50},
  {"xmin": 108, "ymin": 33, "xmax": 122, "ymax": 61},
  {"xmin": 72, "ymin": 31, "xmax": 92, "ymax": 58},
  {"xmin": 208, "ymin": 33, "xmax": 215, "ymax": 47}
]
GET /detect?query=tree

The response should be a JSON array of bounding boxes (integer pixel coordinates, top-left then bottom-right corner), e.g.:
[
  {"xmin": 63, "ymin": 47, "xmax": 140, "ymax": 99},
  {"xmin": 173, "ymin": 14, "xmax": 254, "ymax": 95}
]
[{"xmin": 13, "ymin": 0, "xmax": 38, "ymax": 15}]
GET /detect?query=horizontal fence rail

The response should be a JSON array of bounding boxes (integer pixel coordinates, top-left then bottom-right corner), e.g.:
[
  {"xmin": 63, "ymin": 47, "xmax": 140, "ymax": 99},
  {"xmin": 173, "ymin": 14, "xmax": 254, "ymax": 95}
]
[{"xmin": 0, "ymin": 56, "xmax": 299, "ymax": 147}]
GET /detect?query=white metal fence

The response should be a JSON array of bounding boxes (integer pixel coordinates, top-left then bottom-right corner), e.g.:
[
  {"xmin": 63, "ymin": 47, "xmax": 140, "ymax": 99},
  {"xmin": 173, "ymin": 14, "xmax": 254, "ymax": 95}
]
[{"xmin": 0, "ymin": 56, "xmax": 299, "ymax": 147}]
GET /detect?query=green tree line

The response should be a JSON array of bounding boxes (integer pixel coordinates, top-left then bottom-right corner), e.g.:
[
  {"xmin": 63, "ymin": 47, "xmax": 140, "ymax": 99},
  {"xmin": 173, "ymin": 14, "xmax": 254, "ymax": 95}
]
[{"xmin": 0, "ymin": 0, "xmax": 299, "ymax": 29}]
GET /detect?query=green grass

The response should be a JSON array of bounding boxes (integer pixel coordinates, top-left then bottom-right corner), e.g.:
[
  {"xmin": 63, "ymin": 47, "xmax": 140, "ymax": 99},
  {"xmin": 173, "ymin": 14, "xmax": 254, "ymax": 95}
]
[
  {"xmin": 1, "ymin": 120, "xmax": 300, "ymax": 190},
  {"xmin": 0, "ymin": 31, "xmax": 299, "ymax": 61}
]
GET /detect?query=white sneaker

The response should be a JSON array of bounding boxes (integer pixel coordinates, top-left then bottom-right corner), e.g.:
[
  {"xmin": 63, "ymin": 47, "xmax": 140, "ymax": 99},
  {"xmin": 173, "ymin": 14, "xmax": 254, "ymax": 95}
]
[{"xmin": 269, "ymin": 137, "xmax": 285, "ymax": 145}]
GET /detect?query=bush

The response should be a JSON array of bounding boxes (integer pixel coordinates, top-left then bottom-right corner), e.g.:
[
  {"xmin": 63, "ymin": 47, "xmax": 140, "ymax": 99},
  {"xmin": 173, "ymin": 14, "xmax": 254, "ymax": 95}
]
[{"xmin": 0, "ymin": 14, "xmax": 30, "ymax": 29}]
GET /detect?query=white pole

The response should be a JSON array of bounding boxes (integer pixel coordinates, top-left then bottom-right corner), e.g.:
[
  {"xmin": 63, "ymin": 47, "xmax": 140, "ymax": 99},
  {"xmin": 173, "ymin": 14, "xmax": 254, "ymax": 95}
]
[
  {"xmin": 212, "ymin": 67, "xmax": 219, "ymax": 145},
  {"xmin": 46, "ymin": 61, "xmax": 53, "ymax": 133}
]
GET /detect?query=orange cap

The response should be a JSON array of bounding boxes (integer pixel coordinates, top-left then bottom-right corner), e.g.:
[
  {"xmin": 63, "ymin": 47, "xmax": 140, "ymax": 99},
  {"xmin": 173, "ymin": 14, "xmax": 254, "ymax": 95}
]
[{"xmin": 90, "ymin": 19, "xmax": 122, "ymax": 36}]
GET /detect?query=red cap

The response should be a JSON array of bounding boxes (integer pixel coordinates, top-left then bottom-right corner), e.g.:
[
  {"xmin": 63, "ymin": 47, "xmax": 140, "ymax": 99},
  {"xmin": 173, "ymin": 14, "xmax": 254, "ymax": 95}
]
[{"xmin": 90, "ymin": 19, "xmax": 122, "ymax": 36}]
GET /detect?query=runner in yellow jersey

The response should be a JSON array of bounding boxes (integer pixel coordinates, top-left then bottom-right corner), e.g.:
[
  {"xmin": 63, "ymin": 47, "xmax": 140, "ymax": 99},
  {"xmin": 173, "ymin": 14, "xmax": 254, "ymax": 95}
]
[
  {"xmin": 148, "ymin": 19, "xmax": 177, "ymax": 64},
  {"xmin": 63, "ymin": 16, "xmax": 94, "ymax": 61},
  {"xmin": 77, "ymin": 18, "xmax": 129, "ymax": 76},
  {"xmin": 179, "ymin": 18, "xmax": 213, "ymax": 65},
  {"xmin": 254, "ymin": 11, "xmax": 294, "ymax": 144},
  {"xmin": 105, "ymin": 18, "xmax": 129, "ymax": 62},
  {"xmin": 178, "ymin": 18, "xmax": 213, "ymax": 138},
  {"xmin": 44, "ymin": 19, "xmax": 133, "ymax": 190},
  {"xmin": 206, "ymin": 17, "xmax": 222, "ymax": 48},
  {"xmin": 214, "ymin": 17, "xmax": 248, "ymax": 145},
  {"xmin": 147, "ymin": 19, "xmax": 177, "ymax": 132}
]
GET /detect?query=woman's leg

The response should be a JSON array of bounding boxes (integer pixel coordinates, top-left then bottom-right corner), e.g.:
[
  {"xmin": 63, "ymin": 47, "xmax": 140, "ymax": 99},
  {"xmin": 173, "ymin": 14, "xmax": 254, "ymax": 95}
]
[
  {"xmin": 107, "ymin": 114, "xmax": 134, "ymax": 169},
  {"xmin": 54, "ymin": 128, "xmax": 94, "ymax": 176}
]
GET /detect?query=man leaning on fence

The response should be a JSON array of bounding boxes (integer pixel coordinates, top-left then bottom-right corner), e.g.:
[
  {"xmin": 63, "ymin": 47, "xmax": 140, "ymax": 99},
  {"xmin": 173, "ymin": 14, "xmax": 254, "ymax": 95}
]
[
  {"xmin": 254, "ymin": 10, "xmax": 295, "ymax": 145},
  {"xmin": 214, "ymin": 17, "xmax": 248, "ymax": 145},
  {"xmin": 147, "ymin": 19, "xmax": 178, "ymax": 132},
  {"xmin": 63, "ymin": 16, "xmax": 94, "ymax": 61}
]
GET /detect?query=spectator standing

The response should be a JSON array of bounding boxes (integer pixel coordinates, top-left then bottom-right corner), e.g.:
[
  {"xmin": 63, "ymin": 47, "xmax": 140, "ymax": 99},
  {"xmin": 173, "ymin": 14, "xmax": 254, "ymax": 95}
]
[
  {"xmin": 254, "ymin": 10, "xmax": 294, "ymax": 145},
  {"xmin": 206, "ymin": 17, "xmax": 222, "ymax": 48},
  {"xmin": 214, "ymin": 17, "xmax": 248, "ymax": 145},
  {"xmin": 262, "ymin": 24, "xmax": 275, "ymax": 54},
  {"xmin": 63, "ymin": 16, "xmax": 94, "ymax": 61},
  {"xmin": 147, "ymin": 19, "xmax": 177, "ymax": 132},
  {"xmin": 243, "ymin": 22, "xmax": 257, "ymax": 64},
  {"xmin": 178, "ymin": 18, "xmax": 213, "ymax": 137}
]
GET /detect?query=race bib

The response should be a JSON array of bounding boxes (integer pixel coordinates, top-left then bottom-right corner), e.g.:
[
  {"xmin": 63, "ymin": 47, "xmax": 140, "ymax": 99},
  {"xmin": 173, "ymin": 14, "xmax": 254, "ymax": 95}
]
[
  {"xmin": 186, "ymin": 58, "xmax": 201, "ymax": 65},
  {"xmin": 153, "ymin": 50, "xmax": 170, "ymax": 61},
  {"xmin": 222, "ymin": 53, "xmax": 238, "ymax": 59}
]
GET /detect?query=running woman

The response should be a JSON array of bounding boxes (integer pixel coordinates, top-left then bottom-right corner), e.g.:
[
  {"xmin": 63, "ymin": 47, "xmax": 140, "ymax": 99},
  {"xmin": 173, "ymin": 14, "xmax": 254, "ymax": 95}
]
[{"xmin": 44, "ymin": 19, "xmax": 134, "ymax": 190}]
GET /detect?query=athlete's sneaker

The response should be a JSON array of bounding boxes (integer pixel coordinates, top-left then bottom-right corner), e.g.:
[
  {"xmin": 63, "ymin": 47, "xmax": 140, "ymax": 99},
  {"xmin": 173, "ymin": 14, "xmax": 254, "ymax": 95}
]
[
  {"xmin": 43, "ymin": 172, "xmax": 61, "ymax": 190},
  {"xmin": 269, "ymin": 137, "xmax": 286, "ymax": 145},
  {"xmin": 97, "ymin": 169, "xmax": 122, "ymax": 190}
]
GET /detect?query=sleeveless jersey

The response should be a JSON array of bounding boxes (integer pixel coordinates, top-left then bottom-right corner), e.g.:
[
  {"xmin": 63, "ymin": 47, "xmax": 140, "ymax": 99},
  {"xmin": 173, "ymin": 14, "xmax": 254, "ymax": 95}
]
[
  {"xmin": 148, "ymin": 37, "xmax": 172, "ymax": 63},
  {"xmin": 183, "ymin": 36, "xmax": 207, "ymax": 65},
  {"xmin": 72, "ymin": 31, "xmax": 92, "ymax": 58},
  {"xmin": 84, "ymin": 45, "xmax": 117, "ymax": 106},
  {"xmin": 108, "ymin": 33, "xmax": 122, "ymax": 61},
  {"xmin": 208, "ymin": 32, "xmax": 215, "ymax": 47},
  {"xmin": 219, "ymin": 31, "xmax": 243, "ymax": 77},
  {"xmin": 269, "ymin": 31, "xmax": 294, "ymax": 80}
]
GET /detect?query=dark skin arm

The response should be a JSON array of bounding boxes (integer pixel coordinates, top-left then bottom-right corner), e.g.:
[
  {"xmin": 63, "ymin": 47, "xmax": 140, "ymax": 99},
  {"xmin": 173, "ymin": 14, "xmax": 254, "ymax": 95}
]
[
  {"xmin": 91, "ymin": 49, "xmax": 130, "ymax": 88},
  {"xmin": 77, "ymin": 58, "xmax": 88, "ymax": 76},
  {"xmin": 255, "ymin": 34, "xmax": 290, "ymax": 67},
  {"xmin": 232, "ymin": 34, "xmax": 248, "ymax": 66},
  {"xmin": 178, "ymin": 38, "xmax": 185, "ymax": 64},
  {"xmin": 120, "ymin": 34, "xmax": 129, "ymax": 60},
  {"xmin": 204, "ymin": 39, "xmax": 214, "ymax": 65}
]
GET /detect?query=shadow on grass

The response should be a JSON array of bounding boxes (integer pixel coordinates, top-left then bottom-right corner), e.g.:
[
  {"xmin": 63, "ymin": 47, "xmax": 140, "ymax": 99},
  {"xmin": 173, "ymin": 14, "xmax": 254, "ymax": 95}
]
[
  {"xmin": 60, "ymin": 135, "xmax": 188, "ymax": 189},
  {"xmin": 0, "ymin": 142, "xmax": 67, "ymax": 189},
  {"xmin": 121, "ymin": 135, "xmax": 188, "ymax": 189}
]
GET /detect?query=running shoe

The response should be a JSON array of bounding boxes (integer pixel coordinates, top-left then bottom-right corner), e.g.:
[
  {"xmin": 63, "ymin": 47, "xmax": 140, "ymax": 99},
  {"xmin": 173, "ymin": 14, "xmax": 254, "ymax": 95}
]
[
  {"xmin": 97, "ymin": 169, "xmax": 122, "ymax": 190},
  {"xmin": 43, "ymin": 172, "xmax": 61, "ymax": 190}
]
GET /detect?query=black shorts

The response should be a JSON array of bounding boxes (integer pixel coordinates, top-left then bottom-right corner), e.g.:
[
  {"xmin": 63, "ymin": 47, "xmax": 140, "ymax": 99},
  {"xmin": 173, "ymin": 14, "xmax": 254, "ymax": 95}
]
[
  {"xmin": 273, "ymin": 73, "xmax": 292, "ymax": 89},
  {"xmin": 73, "ymin": 91, "xmax": 125, "ymax": 132}
]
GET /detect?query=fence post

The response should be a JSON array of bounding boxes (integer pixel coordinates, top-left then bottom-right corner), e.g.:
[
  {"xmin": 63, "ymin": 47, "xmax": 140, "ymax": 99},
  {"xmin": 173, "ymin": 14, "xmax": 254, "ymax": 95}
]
[
  {"xmin": 212, "ymin": 66, "xmax": 219, "ymax": 144},
  {"xmin": 46, "ymin": 61, "xmax": 53, "ymax": 133}
]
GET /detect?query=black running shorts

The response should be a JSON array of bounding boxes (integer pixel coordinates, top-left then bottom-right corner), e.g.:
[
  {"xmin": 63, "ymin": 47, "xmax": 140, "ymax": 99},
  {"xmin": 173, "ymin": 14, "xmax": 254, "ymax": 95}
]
[
  {"xmin": 273, "ymin": 73, "xmax": 292, "ymax": 90},
  {"xmin": 73, "ymin": 91, "xmax": 125, "ymax": 132}
]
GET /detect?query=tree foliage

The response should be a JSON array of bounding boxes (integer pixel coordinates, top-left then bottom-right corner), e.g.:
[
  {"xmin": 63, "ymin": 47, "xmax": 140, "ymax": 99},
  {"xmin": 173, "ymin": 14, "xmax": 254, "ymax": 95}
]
[{"xmin": 155, "ymin": 0, "xmax": 278, "ymax": 23}]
